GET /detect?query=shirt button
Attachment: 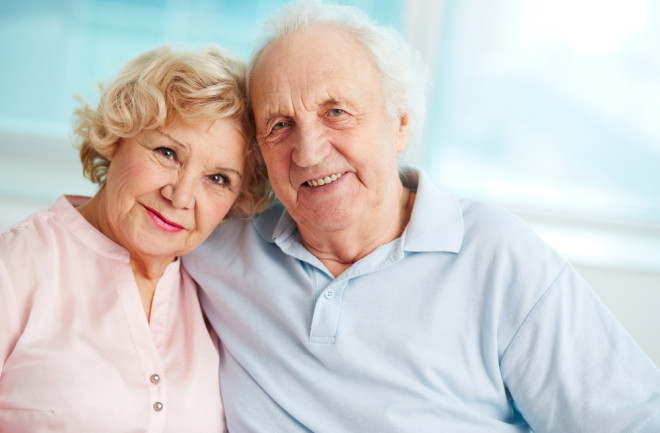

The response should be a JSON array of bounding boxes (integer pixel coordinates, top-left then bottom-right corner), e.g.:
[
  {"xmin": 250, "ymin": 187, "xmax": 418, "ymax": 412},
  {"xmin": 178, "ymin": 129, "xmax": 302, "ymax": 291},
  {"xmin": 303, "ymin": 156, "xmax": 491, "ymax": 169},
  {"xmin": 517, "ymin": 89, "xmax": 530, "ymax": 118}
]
[
  {"xmin": 324, "ymin": 289, "xmax": 335, "ymax": 299},
  {"xmin": 153, "ymin": 402, "xmax": 164, "ymax": 412},
  {"xmin": 150, "ymin": 374, "xmax": 160, "ymax": 384}
]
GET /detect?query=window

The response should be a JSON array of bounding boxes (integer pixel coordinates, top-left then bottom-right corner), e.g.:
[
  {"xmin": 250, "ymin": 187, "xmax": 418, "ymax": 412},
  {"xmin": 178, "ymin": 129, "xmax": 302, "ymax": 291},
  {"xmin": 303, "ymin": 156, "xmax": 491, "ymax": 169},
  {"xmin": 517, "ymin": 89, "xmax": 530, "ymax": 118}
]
[
  {"xmin": 0, "ymin": 0, "xmax": 403, "ymax": 225},
  {"xmin": 1, "ymin": 0, "xmax": 658, "ymax": 271},
  {"xmin": 404, "ymin": 0, "xmax": 660, "ymax": 270}
]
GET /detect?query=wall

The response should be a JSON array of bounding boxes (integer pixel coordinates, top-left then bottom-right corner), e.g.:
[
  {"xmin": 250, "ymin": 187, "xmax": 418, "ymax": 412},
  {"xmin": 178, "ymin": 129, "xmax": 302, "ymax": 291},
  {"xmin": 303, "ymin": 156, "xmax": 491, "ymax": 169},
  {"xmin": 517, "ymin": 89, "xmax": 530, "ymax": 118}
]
[{"xmin": 577, "ymin": 265, "xmax": 660, "ymax": 367}]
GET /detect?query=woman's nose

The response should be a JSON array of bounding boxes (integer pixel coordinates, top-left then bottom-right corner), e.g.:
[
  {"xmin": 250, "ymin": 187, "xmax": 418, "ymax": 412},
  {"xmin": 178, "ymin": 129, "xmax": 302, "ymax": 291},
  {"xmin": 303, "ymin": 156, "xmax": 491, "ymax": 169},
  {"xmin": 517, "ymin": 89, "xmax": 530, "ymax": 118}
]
[{"xmin": 162, "ymin": 173, "xmax": 196, "ymax": 209}]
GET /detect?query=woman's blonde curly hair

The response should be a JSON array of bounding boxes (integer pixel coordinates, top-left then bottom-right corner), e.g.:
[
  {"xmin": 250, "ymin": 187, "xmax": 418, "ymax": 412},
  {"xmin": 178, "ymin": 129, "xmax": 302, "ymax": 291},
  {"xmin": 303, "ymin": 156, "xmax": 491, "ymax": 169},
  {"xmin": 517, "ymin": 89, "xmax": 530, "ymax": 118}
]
[{"xmin": 72, "ymin": 44, "xmax": 272, "ymax": 218}]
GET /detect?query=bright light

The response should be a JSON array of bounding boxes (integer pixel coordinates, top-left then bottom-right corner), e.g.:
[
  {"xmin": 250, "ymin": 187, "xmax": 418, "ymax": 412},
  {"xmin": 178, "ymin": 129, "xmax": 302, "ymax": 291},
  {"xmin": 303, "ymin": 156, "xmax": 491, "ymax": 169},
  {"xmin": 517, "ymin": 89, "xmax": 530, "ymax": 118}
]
[
  {"xmin": 537, "ymin": 229, "xmax": 608, "ymax": 259},
  {"xmin": 485, "ymin": 180, "xmax": 565, "ymax": 200},
  {"xmin": 522, "ymin": 0, "xmax": 648, "ymax": 53}
]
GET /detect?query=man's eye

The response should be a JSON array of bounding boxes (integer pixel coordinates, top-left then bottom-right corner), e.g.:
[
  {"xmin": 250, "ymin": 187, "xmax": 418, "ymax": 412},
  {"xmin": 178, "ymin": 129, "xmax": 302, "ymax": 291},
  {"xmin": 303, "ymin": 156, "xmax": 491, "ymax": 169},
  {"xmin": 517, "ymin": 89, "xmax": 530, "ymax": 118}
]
[
  {"xmin": 156, "ymin": 147, "xmax": 177, "ymax": 160},
  {"xmin": 272, "ymin": 121, "xmax": 288, "ymax": 130},
  {"xmin": 328, "ymin": 109, "xmax": 345, "ymax": 116},
  {"xmin": 209, "ymin": 173, "xmax": 229, "ymax": 186}
]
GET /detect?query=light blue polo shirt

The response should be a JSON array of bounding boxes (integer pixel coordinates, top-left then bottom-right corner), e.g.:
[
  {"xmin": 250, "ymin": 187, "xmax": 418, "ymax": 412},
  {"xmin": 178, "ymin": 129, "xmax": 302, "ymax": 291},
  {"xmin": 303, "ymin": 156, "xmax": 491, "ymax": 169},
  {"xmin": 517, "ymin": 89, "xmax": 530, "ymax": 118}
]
[{"xmin": 184, "ymin": 167, "xmax": 660, "ymax": 433}]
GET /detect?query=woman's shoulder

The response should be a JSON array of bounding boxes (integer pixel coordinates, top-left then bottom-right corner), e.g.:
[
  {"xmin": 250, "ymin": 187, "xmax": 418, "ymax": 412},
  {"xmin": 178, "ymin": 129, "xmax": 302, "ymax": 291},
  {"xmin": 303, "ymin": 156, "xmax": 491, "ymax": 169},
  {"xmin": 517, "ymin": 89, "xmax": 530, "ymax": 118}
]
[
  {"xmin": 0, "ymin": 206, "xmax": 64, "ymax": 337},
  {"xmin": 0, "ymin": 207, "xmax": 56, "ymax": 257},
  {"xmin": 0, "ymin": 196, "xmax": 89, "ymax": 278}
]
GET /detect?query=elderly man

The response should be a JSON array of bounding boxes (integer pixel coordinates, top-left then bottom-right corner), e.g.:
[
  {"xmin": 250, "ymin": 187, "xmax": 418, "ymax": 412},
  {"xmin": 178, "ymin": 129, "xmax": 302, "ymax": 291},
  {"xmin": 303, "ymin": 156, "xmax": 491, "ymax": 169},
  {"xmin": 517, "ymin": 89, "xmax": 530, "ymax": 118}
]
[{"xmin": 184, "ymin": 1, "xmax": 660, "ymax": 431}]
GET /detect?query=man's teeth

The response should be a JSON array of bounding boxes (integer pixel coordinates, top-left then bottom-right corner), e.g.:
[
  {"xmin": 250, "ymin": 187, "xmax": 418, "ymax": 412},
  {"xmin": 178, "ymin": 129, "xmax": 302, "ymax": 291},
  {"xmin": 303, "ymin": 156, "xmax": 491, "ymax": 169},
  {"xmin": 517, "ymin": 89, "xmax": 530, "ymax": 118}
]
[{"xmin": 306, "ymin": 173, "xmax": 343, "ymax": 187}]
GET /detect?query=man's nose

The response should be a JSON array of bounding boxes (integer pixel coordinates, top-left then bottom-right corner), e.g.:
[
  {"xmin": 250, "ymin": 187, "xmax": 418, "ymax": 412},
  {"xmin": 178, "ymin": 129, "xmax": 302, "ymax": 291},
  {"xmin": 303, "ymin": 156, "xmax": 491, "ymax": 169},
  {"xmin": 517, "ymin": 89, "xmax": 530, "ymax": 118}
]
[{"xmin": 291, "ymin": 122, "xmax": 331, "ymax": 167}]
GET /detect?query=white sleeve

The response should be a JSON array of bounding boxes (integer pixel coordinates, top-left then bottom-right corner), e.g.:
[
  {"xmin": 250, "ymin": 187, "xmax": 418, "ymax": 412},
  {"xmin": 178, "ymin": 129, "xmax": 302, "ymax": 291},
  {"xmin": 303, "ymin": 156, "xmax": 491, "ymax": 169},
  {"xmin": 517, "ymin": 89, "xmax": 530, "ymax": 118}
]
[{"xmin": 501, "ymin": 264, "xmax": 660, "ymax": 432}]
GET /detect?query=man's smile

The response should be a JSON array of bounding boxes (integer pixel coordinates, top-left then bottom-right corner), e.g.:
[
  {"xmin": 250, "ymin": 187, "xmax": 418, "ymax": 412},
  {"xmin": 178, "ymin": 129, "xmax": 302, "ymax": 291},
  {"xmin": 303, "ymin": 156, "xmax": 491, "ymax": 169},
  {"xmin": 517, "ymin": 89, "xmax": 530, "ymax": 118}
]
[{"xmin": 305, "ymin": 172, "xmax": 344, "ymax": 187}]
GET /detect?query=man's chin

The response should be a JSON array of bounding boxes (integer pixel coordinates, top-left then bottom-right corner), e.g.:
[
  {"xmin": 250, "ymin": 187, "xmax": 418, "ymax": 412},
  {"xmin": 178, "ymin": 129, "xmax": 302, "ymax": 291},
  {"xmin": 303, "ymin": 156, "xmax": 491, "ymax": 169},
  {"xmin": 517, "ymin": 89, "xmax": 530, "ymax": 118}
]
[{"xmin": 294, "ymin": 206, "xmax": 360, "ymax": 235}]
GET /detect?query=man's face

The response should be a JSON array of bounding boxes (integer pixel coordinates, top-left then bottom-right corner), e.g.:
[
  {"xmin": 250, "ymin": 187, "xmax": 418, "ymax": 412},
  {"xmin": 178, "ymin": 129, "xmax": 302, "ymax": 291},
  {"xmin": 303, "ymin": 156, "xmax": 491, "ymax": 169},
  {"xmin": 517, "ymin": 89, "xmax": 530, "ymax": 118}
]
[{"xmin": 250, "ymin": 25, "xmax": 409, "ymax": 235}]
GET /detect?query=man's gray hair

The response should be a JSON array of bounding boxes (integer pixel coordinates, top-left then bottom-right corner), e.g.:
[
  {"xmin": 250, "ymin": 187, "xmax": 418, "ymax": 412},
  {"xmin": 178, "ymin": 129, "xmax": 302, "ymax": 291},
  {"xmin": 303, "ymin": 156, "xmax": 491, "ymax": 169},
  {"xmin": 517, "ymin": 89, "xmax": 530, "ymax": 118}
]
[{"xmin": 248, "ymin": 0, "xmax": 430, "ymax": 153}]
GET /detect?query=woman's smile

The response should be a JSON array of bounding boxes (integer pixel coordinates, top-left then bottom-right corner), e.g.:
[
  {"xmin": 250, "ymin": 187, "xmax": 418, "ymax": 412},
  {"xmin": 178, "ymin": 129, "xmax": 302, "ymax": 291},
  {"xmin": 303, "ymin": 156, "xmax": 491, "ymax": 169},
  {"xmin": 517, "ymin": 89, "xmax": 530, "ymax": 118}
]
[{"xmin": 142, "ymin": 204, "xmax": 185, "ymax": 233}]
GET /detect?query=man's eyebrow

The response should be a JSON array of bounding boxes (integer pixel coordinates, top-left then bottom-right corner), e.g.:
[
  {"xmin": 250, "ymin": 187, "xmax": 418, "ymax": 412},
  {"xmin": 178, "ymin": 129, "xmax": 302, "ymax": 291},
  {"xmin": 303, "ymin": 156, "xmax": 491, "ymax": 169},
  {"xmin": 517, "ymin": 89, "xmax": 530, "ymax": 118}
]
[
  {"xmin": 262, "ymin": 111, "xmax": 291, "ymax": 126},
  {"xmin": 259, "ymin": 99, "xmax": 348, "ymax": 126},
  {"xmin": 321, "ymin": 98, "xmax": 343, "ymax": 106}
]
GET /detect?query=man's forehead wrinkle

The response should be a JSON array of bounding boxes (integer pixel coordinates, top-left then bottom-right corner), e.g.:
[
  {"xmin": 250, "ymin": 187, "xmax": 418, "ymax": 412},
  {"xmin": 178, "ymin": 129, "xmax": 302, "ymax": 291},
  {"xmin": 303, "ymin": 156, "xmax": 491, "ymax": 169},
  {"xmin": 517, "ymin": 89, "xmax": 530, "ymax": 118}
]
[
  {"xmin": 253, "ymin": 46, "xmax": 368, "ymax": 119},
  {"xmin": 254, "ymin": 79, "xmax": 294, "ymax": 118}
]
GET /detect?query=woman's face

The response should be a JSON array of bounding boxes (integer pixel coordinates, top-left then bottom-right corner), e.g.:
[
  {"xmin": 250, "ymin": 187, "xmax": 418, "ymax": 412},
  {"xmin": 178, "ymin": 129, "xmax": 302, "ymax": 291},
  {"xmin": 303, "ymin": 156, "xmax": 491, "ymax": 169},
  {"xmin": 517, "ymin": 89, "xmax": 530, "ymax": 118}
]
[{"xmin": 101, "ymin": 115, "xmax": 246, "ymax": 263}]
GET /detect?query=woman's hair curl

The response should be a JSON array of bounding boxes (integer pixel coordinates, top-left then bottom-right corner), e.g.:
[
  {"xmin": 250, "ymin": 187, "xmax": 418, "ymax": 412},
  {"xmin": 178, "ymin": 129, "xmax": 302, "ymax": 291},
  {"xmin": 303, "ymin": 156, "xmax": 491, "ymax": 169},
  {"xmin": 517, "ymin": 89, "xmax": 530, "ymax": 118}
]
[{"xmin": 73, "ymin": 44, "xmax": 272, "ymax": 217}]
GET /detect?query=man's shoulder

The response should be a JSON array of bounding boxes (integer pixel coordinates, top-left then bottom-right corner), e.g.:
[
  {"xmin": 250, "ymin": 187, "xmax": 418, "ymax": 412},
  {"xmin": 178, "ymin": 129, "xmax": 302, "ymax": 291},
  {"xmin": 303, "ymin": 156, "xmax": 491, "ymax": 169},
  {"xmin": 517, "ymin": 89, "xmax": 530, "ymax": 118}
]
[
  {"xmin": 459, "ymin": 198, "xmax": 530, "ymax": 237},
  {"xmin": 187, "ymin": 202, "xmax": 286, "ymax": 256},
  {"xmin": 183, "ymin": 203, "xmax": 289, "ymax": 282},
  {"xmin": 458, "ymin": 198, "xmax": 567, "ymax": 275}
]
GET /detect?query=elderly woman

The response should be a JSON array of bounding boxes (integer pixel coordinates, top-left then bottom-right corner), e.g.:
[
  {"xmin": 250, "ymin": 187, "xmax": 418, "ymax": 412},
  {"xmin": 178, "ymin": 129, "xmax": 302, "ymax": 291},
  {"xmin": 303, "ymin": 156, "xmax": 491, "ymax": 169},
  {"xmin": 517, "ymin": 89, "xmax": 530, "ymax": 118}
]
[{"xmin": 0, "ymin": 45, "xmax": 270, "ymax": 432}]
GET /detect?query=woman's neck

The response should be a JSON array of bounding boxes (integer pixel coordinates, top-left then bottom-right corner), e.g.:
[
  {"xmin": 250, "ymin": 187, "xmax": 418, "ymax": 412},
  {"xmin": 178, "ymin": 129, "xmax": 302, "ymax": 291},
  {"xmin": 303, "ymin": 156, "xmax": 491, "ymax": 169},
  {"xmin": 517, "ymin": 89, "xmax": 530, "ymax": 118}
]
[{"xmin": 77, "ymin": 189, "xmax": 173, "ymax": 322}]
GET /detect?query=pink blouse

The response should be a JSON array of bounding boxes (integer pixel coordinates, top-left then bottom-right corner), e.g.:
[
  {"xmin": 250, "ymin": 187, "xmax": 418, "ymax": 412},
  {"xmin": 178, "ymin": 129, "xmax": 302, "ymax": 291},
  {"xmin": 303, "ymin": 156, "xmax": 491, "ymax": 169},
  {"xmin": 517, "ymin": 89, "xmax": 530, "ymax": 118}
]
[{"xmin": 0, "ymin": 195, "xmax": 226, "ymax": 433}]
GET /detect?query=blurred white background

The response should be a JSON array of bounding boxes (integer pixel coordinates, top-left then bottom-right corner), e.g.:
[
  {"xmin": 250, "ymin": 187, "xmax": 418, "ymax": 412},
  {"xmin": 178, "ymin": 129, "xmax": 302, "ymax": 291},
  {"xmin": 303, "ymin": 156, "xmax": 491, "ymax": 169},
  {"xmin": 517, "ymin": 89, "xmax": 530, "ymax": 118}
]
[{"xmin": 1, "ymin": 0, "xmax": 658, "ymax": 365}]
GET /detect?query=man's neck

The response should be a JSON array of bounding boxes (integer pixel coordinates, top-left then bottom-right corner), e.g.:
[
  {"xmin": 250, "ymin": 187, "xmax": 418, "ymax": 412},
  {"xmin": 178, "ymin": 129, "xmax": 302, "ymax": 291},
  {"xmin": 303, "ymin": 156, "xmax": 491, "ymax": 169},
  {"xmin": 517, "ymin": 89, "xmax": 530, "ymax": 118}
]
[{"xmin": 298, "ymin": 186, "xmax": 416, "ymax": 278}]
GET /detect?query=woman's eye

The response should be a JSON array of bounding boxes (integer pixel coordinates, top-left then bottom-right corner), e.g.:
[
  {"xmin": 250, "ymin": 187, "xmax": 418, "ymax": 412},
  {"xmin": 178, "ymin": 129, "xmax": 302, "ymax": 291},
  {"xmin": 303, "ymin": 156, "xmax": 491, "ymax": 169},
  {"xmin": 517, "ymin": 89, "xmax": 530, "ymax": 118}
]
[
  {"xmin": 209, "ymin": 173, "xmax": 230, "ymax": 186},
  {"xmin": 156, "ymin": 147, "xmax": 177, "ymax": 160},
  {"xmin": 328, "ymin": 109, "xmax": 345, "ymax": 116}
]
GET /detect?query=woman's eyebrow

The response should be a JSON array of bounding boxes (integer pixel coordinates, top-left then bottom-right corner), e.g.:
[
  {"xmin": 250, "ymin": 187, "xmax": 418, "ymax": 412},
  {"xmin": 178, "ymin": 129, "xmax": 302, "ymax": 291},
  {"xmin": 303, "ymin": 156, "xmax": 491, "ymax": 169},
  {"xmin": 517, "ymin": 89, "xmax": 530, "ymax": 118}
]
[
  {"xmin": 215, "ymin": 166, "xmax": 244, "ymax": 180},
  {"xmin": 156, "ymin": 128, "xmax": 189, "ymax": 150},
  {"xmin": 156, "ymin": 128, "xmax": 244, "ymax": 180}
]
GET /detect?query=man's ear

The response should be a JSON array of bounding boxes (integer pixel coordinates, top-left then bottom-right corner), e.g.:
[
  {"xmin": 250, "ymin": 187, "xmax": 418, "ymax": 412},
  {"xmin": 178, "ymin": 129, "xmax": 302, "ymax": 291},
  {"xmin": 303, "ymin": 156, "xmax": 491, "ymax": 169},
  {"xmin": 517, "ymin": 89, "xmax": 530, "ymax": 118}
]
[{"xmin": 393, "ymin": 113, "xmax": 410, "ymax": 153}]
